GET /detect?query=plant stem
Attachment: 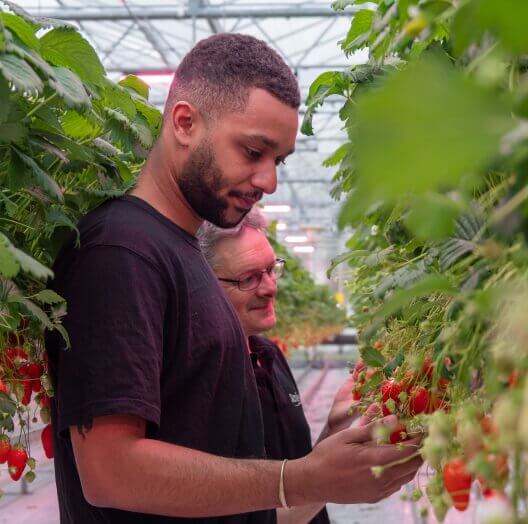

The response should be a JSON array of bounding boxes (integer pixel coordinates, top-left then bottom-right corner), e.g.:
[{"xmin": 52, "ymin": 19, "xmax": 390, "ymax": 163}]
[
  {"xmin": 491, "ymin": 185, "xmax": 528, "ymax": 224},
  {"xmin": 23, "ymin": 92, "xmax": 58, "ymax": 122},
  {"xmin": 466, "ymin": 42, "xmax": 498, "ymax": 75},
  {"xmin": 381, "ymin": 450, "xmax": 422, "ymax": 470}
]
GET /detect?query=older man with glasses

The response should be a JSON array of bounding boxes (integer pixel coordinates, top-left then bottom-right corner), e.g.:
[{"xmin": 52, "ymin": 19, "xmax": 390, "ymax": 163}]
[{"xmin": 198, "ymin": 208, "xmax": 362, "ymax": 524}]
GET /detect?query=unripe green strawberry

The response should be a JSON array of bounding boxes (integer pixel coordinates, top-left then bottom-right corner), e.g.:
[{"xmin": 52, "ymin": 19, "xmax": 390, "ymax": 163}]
[
  {"xmin": 421, "ymin": 436, "xmax": 445, "ymax": 471},
  {"xmin": 456, "ymin": 420, "xmax": 483, "ymax": 460},
  {"xmin": 0, "ymin": 435, "xmax": 10, "ymax": 464},
  {"xmin": 518, "ymin": 380, "xmax": 528, "ymax": 448},
  {"xmin": 40, "ymin": 406, "xmax": 50, "ymax": 424},
  {"xmin": 428, "ymin": 410, "xmax": 452, "ymax": 441},
  {"xmin": 493, "ymin": 394, "xmax": 520, "ymax": 451},
  {"xmin": 431, "ymin": 494, "xmax": 450, "ymax": 522}
]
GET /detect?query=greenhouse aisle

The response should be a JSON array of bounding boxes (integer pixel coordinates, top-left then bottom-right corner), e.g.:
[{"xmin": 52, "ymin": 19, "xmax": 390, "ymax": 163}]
[{"xmin": 0, "ymin": 362, "xmax": 475, "ymax": 524}]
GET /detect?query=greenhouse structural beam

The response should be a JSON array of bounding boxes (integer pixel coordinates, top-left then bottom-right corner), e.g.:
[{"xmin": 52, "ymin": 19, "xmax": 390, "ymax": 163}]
[
  {"xmin": 110, "ymin": 64, "xmax": 350, "ymax": 73},
  {"xmin": 26, "ymin": 5, "xmax": 362, "ymax": 22}
]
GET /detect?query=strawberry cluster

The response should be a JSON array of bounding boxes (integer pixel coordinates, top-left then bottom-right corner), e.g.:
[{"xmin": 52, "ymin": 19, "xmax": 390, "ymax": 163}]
[{"xmin": 0, "ymin": 328, "xmax": 55, "ymax": 484}]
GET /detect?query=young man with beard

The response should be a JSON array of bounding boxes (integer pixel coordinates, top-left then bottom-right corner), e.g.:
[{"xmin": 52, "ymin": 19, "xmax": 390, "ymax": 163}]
[{"xmin": 46, "ymin": 34, "xmax": 421, "ymax": 524}]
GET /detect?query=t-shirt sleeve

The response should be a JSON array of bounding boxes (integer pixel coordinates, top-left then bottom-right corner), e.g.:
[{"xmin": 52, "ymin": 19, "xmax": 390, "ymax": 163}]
[{"xmin": 53, "ymin": 245, "xmax": 167, "ymax": 436}]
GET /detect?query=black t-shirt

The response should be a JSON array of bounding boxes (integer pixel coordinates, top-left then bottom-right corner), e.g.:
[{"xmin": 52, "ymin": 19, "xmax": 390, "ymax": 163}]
[
  {"xmin": 249, "ymin": 337, "xmax": 330, "ymax": 524},
  {"xmin": 46, "ymin": 196, "xmax": 275, "ymax": 524}
]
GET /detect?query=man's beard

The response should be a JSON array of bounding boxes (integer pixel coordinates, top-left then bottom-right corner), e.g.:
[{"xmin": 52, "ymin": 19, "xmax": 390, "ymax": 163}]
[{"xmin": 178, "ymin": 140, "xmax": 256, "ymax": 228}]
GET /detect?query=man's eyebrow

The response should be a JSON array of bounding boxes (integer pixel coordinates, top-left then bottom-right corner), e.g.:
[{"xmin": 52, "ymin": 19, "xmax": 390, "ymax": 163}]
[{"xmin": 245, "ymin": 134, "xmax": 295, "ymax": 156}]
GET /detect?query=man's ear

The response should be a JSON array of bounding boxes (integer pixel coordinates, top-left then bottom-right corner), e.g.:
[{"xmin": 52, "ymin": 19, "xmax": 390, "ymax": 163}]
[{"xmin": 170, "ymin": 101, "xmax": 202, "ymax": 147}]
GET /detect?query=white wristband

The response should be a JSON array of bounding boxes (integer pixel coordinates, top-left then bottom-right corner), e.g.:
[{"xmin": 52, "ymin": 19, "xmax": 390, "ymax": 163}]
[{"xmin": 279, "ymin": 459, "xmax": 290, "ymax": 509}]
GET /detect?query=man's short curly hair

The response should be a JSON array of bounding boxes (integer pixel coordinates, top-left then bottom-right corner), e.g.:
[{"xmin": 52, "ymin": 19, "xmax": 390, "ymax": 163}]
[{"xmin": 163, "ymin": 33, "xmax": 300, "ymax": 121}]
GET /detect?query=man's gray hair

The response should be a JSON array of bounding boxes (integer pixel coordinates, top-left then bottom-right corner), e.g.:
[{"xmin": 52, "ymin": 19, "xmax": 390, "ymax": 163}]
[{"xmin": 197, "ymin": 207, "xmax": 269, "ymax": 270}]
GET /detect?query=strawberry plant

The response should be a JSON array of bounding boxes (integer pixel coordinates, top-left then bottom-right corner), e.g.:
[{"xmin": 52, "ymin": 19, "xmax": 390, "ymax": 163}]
[
  {"xmin": 306, "ymin": 0, "xmax": 528, "ymax": 520},
  {"xmin": 0, "ymin": 1, "xmax": 161, "ymax": 486}
]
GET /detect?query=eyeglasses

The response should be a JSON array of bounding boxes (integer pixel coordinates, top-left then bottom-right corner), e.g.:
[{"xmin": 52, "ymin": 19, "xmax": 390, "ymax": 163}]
[{"xmin": 218, "ymin": 258, "xmax": 286, "ymax": 291}]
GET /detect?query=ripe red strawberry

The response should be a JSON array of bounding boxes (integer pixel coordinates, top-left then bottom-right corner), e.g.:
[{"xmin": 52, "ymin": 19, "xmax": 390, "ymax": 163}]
[
  {"xmin": 389, "ymin": 425, "xmax": 407, "ymax": 444},
  {"xmin": 38, "ymin": 392, "xmax": 50, "ymax": 409},
  {"xmin": 443, "ymin": 458, "xmax": 472, "ymax": 511},
  {"xmin": 21, "ymin": 382, "xmax": 32, "ymax": 406},
  {"xmin": 18, "ymin": 362, "xmax": 43, "ymax": 393},
  {"xmin": 352, "ymin": 387, "xmax": 361, "ymax": 401},
  {"xmin": 409, "ymin": 386, "xmax": 430, "ymax": 414},
  {"xmin": 0, "ymin": 379, "xmax": 8, "ymax": 395},
  {"xmin": 0, "ymin": 435, "xmax": 10, "ymax": 463},
  {"xmin": 508, "ymin": 370, "xmax": 519, "ymax": 388},
  {"xmin": 3, "ymin": 347, "xmax": 28, "ymax": 370},
  {"xmin": 41, "ymin": 424, "xmax": 54, "ymax": 459},
  {"xmin": 421, "ymin": 355, "xmax": 433, "ymax": 380},
  {"xmin": 7, "ymin": 445, "xmax": 28, "ymax": 481},
  {"xmin": 429, "ymin": 395, "xmax": 449, "ymax": 413},
  {"xmin": 480, "ymin": 414, "xmax": 497, "ymax": 435},
  {"xmin": 19, "ymin": 362, "xmax": 43, "ymax": 379},
  {"xmin": 381, "ymin": 380, "xmax": 402, "ymax": 403},
  {"xmin": 352, "ymin": 359, "xmax": 365, "ymax": 381}
]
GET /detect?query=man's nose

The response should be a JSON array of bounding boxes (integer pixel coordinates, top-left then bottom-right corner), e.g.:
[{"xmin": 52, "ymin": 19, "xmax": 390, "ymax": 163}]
[
  {"xmin": 251, "ymin": 161, "xmax": 277, "ymax": 195},
  {"xmin": 257, "ymin": 272, "xmax": 277, "ymax": 296}
]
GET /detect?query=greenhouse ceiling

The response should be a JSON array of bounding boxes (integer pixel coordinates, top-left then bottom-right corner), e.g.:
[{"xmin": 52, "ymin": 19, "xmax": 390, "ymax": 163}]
[{"xmin": 13, "ymin": 0, "xmax": 368, "ymax": 278}]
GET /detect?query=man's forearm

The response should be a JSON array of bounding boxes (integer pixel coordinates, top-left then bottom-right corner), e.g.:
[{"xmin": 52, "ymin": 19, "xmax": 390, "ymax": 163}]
[{"xmin": 78, "ymin": 436, "xmax": 313, "ymax": 517}]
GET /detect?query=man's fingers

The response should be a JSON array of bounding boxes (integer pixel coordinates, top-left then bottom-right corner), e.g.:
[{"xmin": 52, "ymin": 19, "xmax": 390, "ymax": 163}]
[
  {"xmin": 343, "ymin": 415, "xmax": 399, "ymax": 444},
  {"xmin": 358, "ymin": 403, "xmax": 381, "ymax": 426}
]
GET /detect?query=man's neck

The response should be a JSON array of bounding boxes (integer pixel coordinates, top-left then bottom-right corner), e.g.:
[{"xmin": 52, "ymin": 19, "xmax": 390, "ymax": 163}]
[{"xmin": 131, "ymin": 146, "xmax": 202, "ymax": 235}]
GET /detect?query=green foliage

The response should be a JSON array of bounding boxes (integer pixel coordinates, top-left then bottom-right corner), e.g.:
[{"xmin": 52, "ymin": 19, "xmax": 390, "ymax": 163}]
[
  {"xmin": 0, "ymin": 2, "xmax": 161, "ymax": 465},
  {"xmin": 308, "ymin": 0, "xmax": 528, "ymax": 517}
]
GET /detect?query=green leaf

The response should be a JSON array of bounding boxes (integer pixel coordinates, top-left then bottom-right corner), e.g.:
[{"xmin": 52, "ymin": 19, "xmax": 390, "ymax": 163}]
[
  {"xmin": 39, "ymin": 27, "xmax": 105, "ymax": 86},
  {"xmin": 405, "ymin": 193, "xmax": 462, "ymax": 241},
  {"xmin": 54, "ymin": 323, "xmax": 71, "ymax": 349},
  {"xmin": 48, "ymin": 66, "xmax": 91, "ymax": 109},
  {"xmin": 130, "ymin": 114, "xmax": 154, "ymax": 149},
  {"xmin": 348, "ymin": 55, "xmax": 513, "ymax": 221},
  {"xmin": 0, "ymin": 12, "xmax": 39, "ymax": 50},
  {"xmin": 1, "ymin": 1, "xmax": 42, "ymax": 28},
  {"xmin": 0, "ymin": 393, "xmax": 16, "ymax": 417},
  {"xmin": 10, "ymin": 246, "xmax": 53, "ymax": 280},
  {"xmin": 453, "ymin": 0, "xmax": 528, "ymax": 55},
  {"xmin": 375, "ymin": 275, "xmax": 456, "ymax": 321},
  {"xmin": 364, "ymin": 246, "xmax": 393, "ymax": 267},
  {"xmin": 0, "ymin": 231, "xmax": 53, "ymax": 280},
  {"xmin": 342, "ymin": 9, "xmax": 375, "ymax": 52},
  {"xmin": 327, "ymin": 249, "xmax": 370, "ymax": 277},
  {"xmin": 46, "ymin": 208, "xmax": 80, "ymax": 242},
  {"xmin": 134, "ymin": 98, "xmax": 162, "ymax": 134},
  {"xmin": 8, "ymin": 295, "xmax": 53, "ymax": 328},
  {"xmin": 383, "ymin": 352, "xmax": 405, "ymax": 377},
  {"xmin": 0, "ymin": 73, "xmax": 16, "ymax": 125},
  {"xmin": 323, "ymin": 143, "xmax": 349, "ymax": 168},
  {"xmin": 375, "ymin": 265, "xmax": 426, "ymax": 298},
  {"xmin": 33, "ymin": 289, "xmax": 65, "ymax": 304},
  {"xmin": 0, "ymin": 122, "xmax": 27, "ymax": 144},
  {"xmin": 0, "ymin": 53, "xmax": 43, "ymax": 94},
  {"xmin": 103, "ymin": 80, "xmax": 137, "ymax": 120},
  {"xmin": 11, "ymin": 148, "xmax": 64, "ymax": 202},
  {"xmin": 119, "ymin": 74, "xmax": 150, "ymax": 99},
  {"xmin": 61, "ymin": 110, "xmax": 101, "ymax": 140},
  {"xmin": 360, "ymin": 346, "xmax": 386, "ymax": 367},
  {"xmin": 0, "ymin": 233, "xmax": 20, "ymax": 278}
]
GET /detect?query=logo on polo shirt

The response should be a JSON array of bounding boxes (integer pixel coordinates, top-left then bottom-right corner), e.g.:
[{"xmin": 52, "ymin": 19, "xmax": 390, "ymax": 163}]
[{"xmin": 289, "ymin": 393, "xmax": 302, "ymax": 407}]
